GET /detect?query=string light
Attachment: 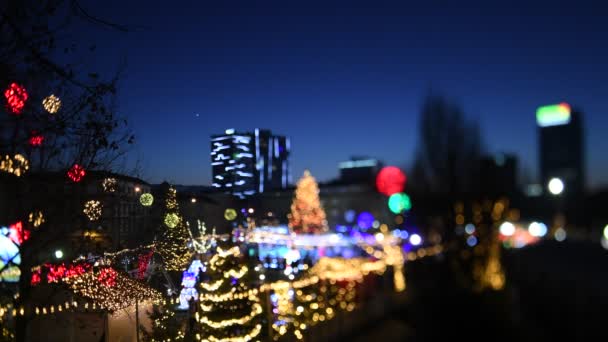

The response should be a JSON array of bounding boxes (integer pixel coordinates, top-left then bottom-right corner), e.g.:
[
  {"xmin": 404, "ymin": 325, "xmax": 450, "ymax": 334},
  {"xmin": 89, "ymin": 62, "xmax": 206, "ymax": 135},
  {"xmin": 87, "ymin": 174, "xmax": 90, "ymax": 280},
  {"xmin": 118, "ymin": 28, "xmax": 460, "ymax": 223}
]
[
  {"xmin": 0, "ymin": 154, "xmax": 29, "ymax": 177},
  {"xmin": 157, "ymin": 186, "xmax": 191, "ymax": 271},
  {"xmin": 28, "ymin": 211, "xmax": 44, "ymax": 228},
  {"xmin": 83, "ymin": 200, "xmax": 102, "ymax": 221},
  {"xmin": 4, "ymin": 83, "xmax": 28, "ymax": 114},
  {"xmin": 140, "ymin": 193, "xmax": 154, "ymax": 206},
  {"xmin": 67, "ymin": 164, "xmax": 86, "ymax": 182},
  {"xmin": 42, "ymin": 94, "xmax": 61, "ymax": 113},
  {"xmin": 164, "ymin": 213, "xmax": 179, "ymax": 228}
]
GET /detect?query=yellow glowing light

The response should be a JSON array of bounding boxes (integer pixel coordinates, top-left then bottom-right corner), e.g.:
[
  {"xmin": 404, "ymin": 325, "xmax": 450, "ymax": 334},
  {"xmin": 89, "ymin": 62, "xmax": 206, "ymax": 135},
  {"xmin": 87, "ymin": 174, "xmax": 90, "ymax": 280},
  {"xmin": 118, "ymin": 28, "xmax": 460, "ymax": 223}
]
[
  {"xmin": 224, "ymin": 208, "xmax": 237, "ymax": 221},
  {"xmin": 0, "ymin": 154, "xmax": 29, "ymax": 177},
  {"xmin": 101, "ymin": 177, "xmax": 117, "ymax": 192},
  {"xmin": 28, "ymin": 211, "xmax": 44, "ymax": 227},
  {"xmin": 83, "ymin": 200, "xmax": 102, "ymax": 221},
  {"xmin": 164, "ymin": 213, "xmax": 180, "ymax": 228},
  {"xmin": 140, "ymin": 193, "xmax": 154, "ymax": 206},
  {"xmin": 42, "ymin": 94, "xmax": 61, "ymax": 113}
]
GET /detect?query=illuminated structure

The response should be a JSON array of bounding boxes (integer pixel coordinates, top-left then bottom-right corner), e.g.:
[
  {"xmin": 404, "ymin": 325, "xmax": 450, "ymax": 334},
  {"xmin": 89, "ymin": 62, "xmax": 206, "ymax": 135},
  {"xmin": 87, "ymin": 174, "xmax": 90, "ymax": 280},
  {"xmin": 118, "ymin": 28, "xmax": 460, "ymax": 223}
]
[
  {"xmin": 211, "ymin": 129, "xmax": 290, "ymax": 198},
  {"xmin": 537, "ymin": 103, "xmax": 585, "ymax": 195},
  {"xmin": 156, "ymin": 186, "xmax": 192, "ymax": 271}
]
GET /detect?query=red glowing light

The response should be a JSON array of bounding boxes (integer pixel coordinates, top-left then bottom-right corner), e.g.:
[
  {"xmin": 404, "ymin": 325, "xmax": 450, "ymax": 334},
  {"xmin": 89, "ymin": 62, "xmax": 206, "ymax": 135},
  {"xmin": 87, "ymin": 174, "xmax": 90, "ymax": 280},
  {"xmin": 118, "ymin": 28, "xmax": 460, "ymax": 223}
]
[
  {"xmin": 67, "ymin": 164, "xmax": 86, "ymax": 182},
  {"xmin": 376, "ymin": 166, "xmax": 407, "ymax": 196},
  {"xmin": 31, "ymin": 269, "xmax": 41, "ymax": 286},
  {"xmin": 29, "ymin": 132, "xmax": 44, "ymax": 147},
  {"xmin": 137, "ymin": 251, "xmax": 154, "ymax": 280},
  {"xmin": 4, "ymin": 83, "xmax": 28, "ymax": 114},
  {"xmin": 8, "ymin": 221, "xmax": 29, "ymax": 245},
  {"xmin": 97, "ymin": 267, "xmax": 117, "ymax": 287},
  {"xmin": 41, "ymin": 262, "xmax": 91, "ymax": 284}
]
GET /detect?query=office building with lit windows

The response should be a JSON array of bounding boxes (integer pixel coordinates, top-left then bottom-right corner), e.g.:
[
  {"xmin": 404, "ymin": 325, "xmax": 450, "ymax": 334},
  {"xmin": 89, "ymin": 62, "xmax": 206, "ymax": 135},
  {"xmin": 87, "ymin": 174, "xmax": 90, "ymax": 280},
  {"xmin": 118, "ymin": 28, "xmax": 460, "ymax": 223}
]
[
  {"xmin": 537, "ymin": 103, "xmax": 585, "ymax": 196},
  {"xmin": 210, "ymin": 129, "xmax": 290, "ymax": 198}
]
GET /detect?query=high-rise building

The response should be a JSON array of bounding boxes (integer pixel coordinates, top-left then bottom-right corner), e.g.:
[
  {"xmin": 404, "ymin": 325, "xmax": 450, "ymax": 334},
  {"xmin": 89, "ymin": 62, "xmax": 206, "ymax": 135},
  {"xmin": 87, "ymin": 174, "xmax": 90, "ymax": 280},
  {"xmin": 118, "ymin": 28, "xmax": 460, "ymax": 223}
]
[
  {"xmin": 338, "ymin": 157, "xmax": 382, "ymax": 183},
  {"xmin": 210, "ymin": 129, "xmax": 290, "ymax": 197},
  {"xmin": 537, "ymin": 103, "xmax": 585, "ymax": 196}
]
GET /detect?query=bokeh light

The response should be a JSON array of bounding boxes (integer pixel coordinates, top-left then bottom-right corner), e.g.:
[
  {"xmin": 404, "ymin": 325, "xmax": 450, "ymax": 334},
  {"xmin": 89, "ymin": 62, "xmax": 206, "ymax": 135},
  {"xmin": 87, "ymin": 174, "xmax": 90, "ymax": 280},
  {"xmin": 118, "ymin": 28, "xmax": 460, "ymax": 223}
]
[
  {"xmin": 548, "ymin": 177, "xmax": 564, "ymax": 195},
  {"xmin": 388, "ymin": 193, "xmax": 411, "ymax": 214},
  {"xmin": 344, "ymin": 210, "xmax": 356, "ymax": 223},
  {"xmin": 376, "ymin": 166, "xmax": 406, "ymax": 196},
  {"xmin": 357, "ymin": 212, "xmax": 374, "ymax": 230},
  {"xmin": 466, "ymin": 235, "xmax": 478, "ymax": 247},
  {"xmin": 464, "ymin": 223, "xmax": 475, "ymax": 235},
  {"xmin": 528, "ymin": 222, "xmax": 547, "ymax": 237},
  {"xmin": 224, "ymin": 208, "xmax": 237, "ymax": 221},
  {"xmin": 409, "ymin": 234, "xmax": 422, "ymax": 246},
  {"xmin": 499, "ymin": 221, "xmax": 515, "ymax": 236},
  {"xmin": 554, "ymin": 227, "xmax": 566, "ymax": 242}
]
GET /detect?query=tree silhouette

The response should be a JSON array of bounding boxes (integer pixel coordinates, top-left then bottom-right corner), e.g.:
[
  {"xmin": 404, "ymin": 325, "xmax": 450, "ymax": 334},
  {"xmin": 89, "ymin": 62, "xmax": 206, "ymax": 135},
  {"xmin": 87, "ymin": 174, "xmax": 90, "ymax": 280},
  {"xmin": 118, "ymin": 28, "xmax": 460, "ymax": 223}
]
[{"xmin": 411, "ymin": 92, "xmax": 483, "ymax": 195}]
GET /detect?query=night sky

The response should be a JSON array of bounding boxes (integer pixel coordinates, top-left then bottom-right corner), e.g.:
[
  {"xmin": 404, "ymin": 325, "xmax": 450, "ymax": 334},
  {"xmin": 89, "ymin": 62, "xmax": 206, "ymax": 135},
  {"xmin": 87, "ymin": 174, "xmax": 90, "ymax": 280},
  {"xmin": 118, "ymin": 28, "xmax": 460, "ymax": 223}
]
[{"xmin": 77, "ymin": 0, "xmax": 608, "ymax": 188}]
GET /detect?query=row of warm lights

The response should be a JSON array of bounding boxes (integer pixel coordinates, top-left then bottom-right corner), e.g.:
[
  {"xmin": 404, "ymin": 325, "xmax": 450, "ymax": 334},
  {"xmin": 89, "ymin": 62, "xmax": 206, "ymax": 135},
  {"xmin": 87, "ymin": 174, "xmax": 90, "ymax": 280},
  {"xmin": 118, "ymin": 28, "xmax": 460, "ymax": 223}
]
[
  {"xmin": 195, "ymin": 324, "xmax": 262, "ymax": 342},
  {"xmin": 195, "ymin": 303, "xmax": 263, "ymax": 328},
  {"xmin": 0, "ymin": 300, "xmax": 105, "ymax": 318}
]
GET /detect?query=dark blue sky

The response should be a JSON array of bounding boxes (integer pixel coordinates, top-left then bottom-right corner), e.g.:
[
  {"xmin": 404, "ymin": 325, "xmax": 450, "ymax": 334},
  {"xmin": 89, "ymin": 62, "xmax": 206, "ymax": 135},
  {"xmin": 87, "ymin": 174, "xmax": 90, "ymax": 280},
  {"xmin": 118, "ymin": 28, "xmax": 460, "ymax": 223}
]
[{"xmin": 79, "ymin": 0, "xmax": 608, "ymax": 188}]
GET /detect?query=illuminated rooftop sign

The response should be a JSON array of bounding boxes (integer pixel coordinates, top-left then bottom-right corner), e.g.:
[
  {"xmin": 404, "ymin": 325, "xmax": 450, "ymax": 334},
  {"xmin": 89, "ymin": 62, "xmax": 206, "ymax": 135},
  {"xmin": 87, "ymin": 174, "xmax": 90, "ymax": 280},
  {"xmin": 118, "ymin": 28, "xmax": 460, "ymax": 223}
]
[
  {"xmin": 536, "ymin": 103, "xmax": 571, "ymax": 127},
  {"xmin": 339, "ymin": 159, "xmax": 378, "ymax": 169}
]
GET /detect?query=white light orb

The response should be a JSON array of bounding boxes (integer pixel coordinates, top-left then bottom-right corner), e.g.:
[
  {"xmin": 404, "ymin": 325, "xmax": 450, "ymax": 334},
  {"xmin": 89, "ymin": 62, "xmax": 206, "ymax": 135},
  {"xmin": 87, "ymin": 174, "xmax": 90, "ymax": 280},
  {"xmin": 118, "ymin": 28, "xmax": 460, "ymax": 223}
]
[
  {"xmin": 548, "ymin": 178, "xmax": 564, "ymax": 195},
  {"xmin": 409, "ymin": 234, "xmax": 422, "ymax": 246},
  {"xmin": 529, "ymin": 222, "xmax": 547, "ymax": 237},
  {"xmin": 55, "ymin": 249, "xmax": 64, "ymax": 259},
  {"xmin": 554, "ymin": 227, "xmax": 567, "ymax": 242},
  {"xmin": 499, "ymin": 221, "xmax": 516, "ymax": 236}
]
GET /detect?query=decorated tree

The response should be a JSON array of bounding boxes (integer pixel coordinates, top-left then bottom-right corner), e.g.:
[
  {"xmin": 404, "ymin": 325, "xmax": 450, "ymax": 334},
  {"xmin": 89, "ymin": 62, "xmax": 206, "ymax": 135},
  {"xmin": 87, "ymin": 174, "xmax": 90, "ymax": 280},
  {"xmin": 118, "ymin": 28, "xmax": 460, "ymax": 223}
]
[
  {"xmin": 288, "ymin": 170, "xmax": 328, "ymax": 234},
  {"xmin": 194, "ymin": 245, "xmax": 263, "ymax": 342},
  {"xmin": 142, "ymin": 300, "xmax": 185, "ymax": 342},
  {"xmin": 156, "ymin": 185, "xmax": 192, "ymax": 271}
]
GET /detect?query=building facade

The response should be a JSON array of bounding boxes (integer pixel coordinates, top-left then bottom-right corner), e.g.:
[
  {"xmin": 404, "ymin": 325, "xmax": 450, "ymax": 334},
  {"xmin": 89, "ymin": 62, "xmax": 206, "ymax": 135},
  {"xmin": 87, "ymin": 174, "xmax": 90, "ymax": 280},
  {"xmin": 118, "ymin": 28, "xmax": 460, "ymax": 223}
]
[
  {"xmin": 211, "ymin": 129, "xmax": 290, "ymax": 198},
  {"xmin": 537, "ymin": 103, "xmax": 585, "ymax": 196}
]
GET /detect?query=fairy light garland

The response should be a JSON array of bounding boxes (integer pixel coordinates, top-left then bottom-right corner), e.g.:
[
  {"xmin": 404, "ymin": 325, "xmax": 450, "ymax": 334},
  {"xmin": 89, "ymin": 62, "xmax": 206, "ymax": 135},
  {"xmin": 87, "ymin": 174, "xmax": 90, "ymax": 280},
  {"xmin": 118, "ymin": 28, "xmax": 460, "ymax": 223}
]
[
  {"xmin": 102, "ymin": 178, "xmax": 117, "ymax": 192},
  {"xmin": 196, "ymin": 324, "xmax": 262, "ymax": 342}
]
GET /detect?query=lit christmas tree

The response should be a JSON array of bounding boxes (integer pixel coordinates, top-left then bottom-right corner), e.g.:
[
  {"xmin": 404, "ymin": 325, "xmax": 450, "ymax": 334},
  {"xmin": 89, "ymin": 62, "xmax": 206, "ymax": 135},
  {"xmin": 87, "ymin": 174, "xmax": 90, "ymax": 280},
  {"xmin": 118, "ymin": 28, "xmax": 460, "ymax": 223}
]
[
  {"xmin": 288, "ymin": 170, "xmax": 328, "ymax": 234},
  {"xmin": 157, "ymin": 186, "xmax": 192, "ymax": 271},
  {"xmin": 194, "ymin": 245, "xmax": 263, "ymax": 342},
  {"xmin": 142, "ymin": 299, "xmax": 185, "ymax": 342}
]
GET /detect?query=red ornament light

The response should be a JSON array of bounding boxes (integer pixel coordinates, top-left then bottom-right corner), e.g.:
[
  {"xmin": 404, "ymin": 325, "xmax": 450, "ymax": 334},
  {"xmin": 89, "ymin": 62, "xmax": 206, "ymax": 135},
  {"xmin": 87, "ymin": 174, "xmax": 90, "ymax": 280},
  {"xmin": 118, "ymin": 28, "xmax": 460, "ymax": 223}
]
[
  {"xmin": 29, "ymin": 132, "xmax": 44, "ymax": 147},
  {"xmin": 31, "ymin": 269, "xmax": 41, "ymax": 286},
  {"xmin": 97, "ymin": 267, "xmax": 117, "ymax": 287},
  {"xmin": 4, "ymin": 83, "xmax": 28, "ymax": 114},
  {"xmin": 8, "ymin": 221, "xmax": 29, "ymax": 245},
  {"xmin": 39, "ymin": 262, "xmax": 91, "ymax": 284},
  {"xmin": 67, "ymin": 164, "xmax": 86, "ymax": 182},
  {"xmin": 376, "ymin": 166, "xmax": 407, "ymax": 196}
]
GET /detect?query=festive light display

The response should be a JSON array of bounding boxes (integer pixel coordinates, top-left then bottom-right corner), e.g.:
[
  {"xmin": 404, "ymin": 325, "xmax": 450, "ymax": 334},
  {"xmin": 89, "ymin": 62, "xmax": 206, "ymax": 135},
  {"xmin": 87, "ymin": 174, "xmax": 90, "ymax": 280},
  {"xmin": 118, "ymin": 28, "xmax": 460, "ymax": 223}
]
[
  {"xmin": 288, "ymin": 170, "xmax": 328, "ymax": 234},
  {"xmin": 102, "ymin": 177, "xmax": 117, "ymax": 192},
  {"xmin": 388, "ymin": 192, "xmax": 412, "ymax": 214},
  {"xmin": 376, "ymin": 166, "xmax": 406, "ymax": 196},
  {"xmin": 42, "ymin": 94, "xmax": 61, "ymax": 114},
  {"xmin": 63, "ymin": 267, "xmax": 162, "ymax": 312},
  {"xmin": 0, "ymin": 229, "xmax": 21, "ymax": 283},
  {"xmin": 223, "ymin": 208, "xmax": 237, "ymax": 221},
  {"xmin": 83, "ymin": 200, "xmax": 102, "ymax": 221},
  {"xmin": 178, "ymin": 259, "xmax": 205, "ymax": 310},
  {"xmin": 140, "ymin": 193, "xmax": 154, "ymax": 206},
  {"xmin": 4, "ymin": 83, "xmax": 28, "ymax": 114},
  {"xmin": 194, "ymin": 245, "xmax": 262, "ymax": 342},
  {"xmin": 156, "ymin": 186, "xmax": 192, "ymax": 271},
  {"xmin": 67, "ymin": 164, "xmax": 86, "ymax": 182},
  {"xmin": 0, "ymin": 154, "xmax": 29, "ymax": 177},
  {"xmin": 137, "ymin": 251, "xmax": 154, "ymax": 280},
  {"xmin": 28, "ymin": 211, "xmax": 44, "ymax": 228},
  {"xmin": 357, "ymin": 212, "xmax": 374, "ymax": 229},
  {"xmin": 28, "ymin": 132, "xmax": 44, "ymax": 147},
  {"xmin": 164, "ymin": 213, "xmax": 180, "ymax": 228}
]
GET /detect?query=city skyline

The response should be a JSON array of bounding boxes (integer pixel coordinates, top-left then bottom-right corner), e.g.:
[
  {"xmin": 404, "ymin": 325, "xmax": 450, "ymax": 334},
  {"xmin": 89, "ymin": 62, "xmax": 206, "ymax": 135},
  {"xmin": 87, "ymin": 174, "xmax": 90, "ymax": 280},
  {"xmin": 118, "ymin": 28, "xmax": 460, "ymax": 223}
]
[{"xmin": 74, "ymin": 0, "xmax": 608, "ymax": 188}]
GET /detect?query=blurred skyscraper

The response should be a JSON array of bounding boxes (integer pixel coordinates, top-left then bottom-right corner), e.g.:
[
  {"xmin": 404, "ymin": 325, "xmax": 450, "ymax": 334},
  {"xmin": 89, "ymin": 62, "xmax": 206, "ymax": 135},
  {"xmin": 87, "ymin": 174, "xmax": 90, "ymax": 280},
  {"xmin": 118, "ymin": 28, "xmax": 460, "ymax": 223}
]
[
  {"xmin": 338, "ymin": 156, "xmax": 382, "ymax": 184},
  {"xmin": 537, "ymin": 103, "xmax": 585, "ymax": 196},
  {"xmin": 210, "ymin": 129, "xmax": 290, "ymax": 198}
]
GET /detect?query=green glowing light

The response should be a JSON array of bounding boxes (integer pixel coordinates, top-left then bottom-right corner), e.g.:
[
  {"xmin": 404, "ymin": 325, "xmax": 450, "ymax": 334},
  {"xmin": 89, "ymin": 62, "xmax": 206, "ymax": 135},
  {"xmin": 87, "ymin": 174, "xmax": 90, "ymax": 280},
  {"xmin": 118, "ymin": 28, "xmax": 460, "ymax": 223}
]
[
  {"xmin": 536, "ymin": 103, "xmax": 571, "ymax": 127},
  {"xmin": 388, "ymin": 193, "xmax": 411, "ymax": 214}
]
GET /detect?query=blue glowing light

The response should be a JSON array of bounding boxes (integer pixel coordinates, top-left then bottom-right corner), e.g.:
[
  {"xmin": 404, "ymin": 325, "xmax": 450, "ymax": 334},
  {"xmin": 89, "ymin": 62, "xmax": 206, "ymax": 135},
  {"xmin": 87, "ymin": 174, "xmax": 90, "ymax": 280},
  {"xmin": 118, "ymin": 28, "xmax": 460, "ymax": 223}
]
[{"xmin": 357, "ymin": 212, "xmax": 374, "ymax": 230}]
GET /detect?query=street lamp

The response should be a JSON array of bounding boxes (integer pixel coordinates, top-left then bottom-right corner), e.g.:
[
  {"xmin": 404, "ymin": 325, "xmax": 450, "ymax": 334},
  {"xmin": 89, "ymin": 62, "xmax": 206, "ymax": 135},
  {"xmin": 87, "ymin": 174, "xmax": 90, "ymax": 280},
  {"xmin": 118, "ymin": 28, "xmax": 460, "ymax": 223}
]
[{"xmin": 548, "ymin": 177, "xmax": 564, "ymax": 195}]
